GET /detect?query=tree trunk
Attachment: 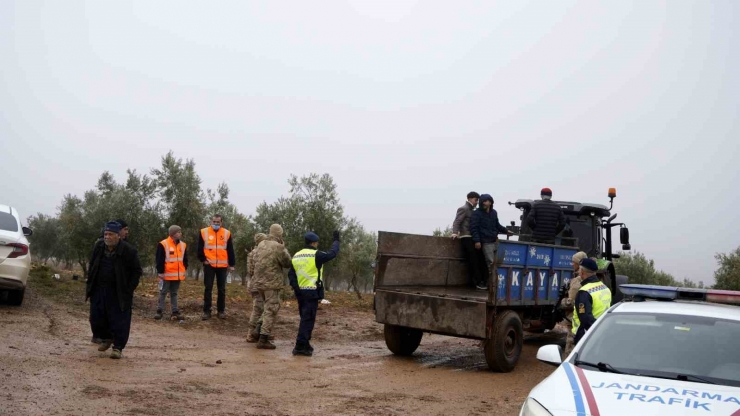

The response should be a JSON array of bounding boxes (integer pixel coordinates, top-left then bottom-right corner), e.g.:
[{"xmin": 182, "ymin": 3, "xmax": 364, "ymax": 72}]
[{"xmin": 350, "ymin": 273, "xmax": 362, "ymax": 300}]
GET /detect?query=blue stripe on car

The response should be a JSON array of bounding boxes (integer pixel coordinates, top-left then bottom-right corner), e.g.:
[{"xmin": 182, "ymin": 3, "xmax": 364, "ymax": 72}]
[{"xmin": 563, "ymin": 363, "xmax": 586, "ymax": 416}]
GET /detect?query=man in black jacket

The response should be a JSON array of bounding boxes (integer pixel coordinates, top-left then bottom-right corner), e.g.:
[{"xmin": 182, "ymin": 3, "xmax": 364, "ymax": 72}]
[
  {"xmin": 470, "ymin": 194, "xmax": 512, "ymax": 290},
  {"xmin": 86, "ymin": 221, "xmax": 143, "ymax": 359},
  {"xmin": 527, "ymin": 188, "xmax": 565, "ymax": 244}
]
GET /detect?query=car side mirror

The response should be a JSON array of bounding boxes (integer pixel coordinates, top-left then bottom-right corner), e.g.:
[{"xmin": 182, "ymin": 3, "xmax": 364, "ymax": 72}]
[
  {"xmin": 536, "ymin": 344, "xmax": 563, "ymax": 367},
  {"xmin": 22, "ymin": 227, "xmax": 33, "ymax": 237},
  {"xmin": 620, "ymin": 227, "xmax": 630, "ymax": 245}
]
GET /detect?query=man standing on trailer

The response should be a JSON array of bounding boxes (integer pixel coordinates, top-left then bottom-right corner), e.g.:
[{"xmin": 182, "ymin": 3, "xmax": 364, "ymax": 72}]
[{"xmin": 451, "ymin": 191, "xmax": 484, "ymax": 288}]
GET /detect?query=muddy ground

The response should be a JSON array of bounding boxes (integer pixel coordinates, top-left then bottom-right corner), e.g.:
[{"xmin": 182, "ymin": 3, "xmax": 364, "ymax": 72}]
[{"xmin": 0, "ymin": 274, "xmax": 562, "ymax": 415}]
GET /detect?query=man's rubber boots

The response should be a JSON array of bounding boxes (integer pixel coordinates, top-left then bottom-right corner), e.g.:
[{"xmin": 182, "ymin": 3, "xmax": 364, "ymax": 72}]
[
  {"xmin": 246, "ymin": 326, "xmax": 260, "ymax": 343},
  {"xmin": 256, "ymin": 334, "xmax": 276, "ymax": 350}
]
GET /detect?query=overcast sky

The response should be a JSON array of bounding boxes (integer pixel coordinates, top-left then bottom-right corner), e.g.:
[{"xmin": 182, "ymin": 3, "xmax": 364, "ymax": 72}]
[{"xmin": 1, "ymin": 1, "xmax": 738, "ymax": 284}]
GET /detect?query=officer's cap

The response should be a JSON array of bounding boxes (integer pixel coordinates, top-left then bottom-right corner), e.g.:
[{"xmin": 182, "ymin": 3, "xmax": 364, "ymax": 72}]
[
  {"xmin": 580, "ymin": 258, "xmax": 598, "ymax": 272},
  {"xmin": 304, "ymin": 232, "xmax": 320, "ymax": 243}
]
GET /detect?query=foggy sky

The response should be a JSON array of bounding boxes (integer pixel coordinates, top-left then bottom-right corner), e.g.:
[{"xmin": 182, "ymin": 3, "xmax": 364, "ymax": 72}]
[{"xmin": 1, "ymin": 1, "xmax": 738, "ymax": 284}]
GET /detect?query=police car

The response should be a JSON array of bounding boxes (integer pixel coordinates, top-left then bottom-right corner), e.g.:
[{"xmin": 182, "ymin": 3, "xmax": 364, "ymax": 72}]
[{"xmin": 521, "ymin": 285, "xmax": 740, "ymax": 416}]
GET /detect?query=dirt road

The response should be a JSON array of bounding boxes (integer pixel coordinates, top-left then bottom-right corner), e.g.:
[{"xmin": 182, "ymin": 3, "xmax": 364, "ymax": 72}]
[{"xmin": 0, "ymin": 285, "xmax": 558, "ymax": 415}]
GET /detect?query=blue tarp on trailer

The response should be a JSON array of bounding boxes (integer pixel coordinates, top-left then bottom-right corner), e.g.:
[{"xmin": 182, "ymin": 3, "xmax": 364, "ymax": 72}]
[{"xmin": 495, "ymin": 241, "xmax": 577, "ymax": 306}]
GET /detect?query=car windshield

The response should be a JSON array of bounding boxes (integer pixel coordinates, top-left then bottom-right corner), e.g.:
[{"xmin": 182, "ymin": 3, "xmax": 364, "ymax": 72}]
[
  {"xmin": 575, "ymin": 312, "xmax": 740, "ymax": 387},
  {"xmin": 0, "ymin": 212, "xmax": 19, "ymax": 232}
]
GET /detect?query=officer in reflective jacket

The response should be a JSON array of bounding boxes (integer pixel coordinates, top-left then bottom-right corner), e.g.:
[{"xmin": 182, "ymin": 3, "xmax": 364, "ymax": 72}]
[
  {"xmin": 289, "ymin": 231, "xmax": 340, "ymax": 356},
  {"xmin": 573, "ymin": 258, "xmax": 612, "ymax": 345}
]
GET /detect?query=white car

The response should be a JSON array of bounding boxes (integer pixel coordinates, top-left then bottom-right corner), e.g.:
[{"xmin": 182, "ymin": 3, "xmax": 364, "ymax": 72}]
[
  {"xmin": 0, "ymin": 205, "xmax": 32, "ymax": 305},
  {"xmin": 521, "ymin": 285, "xmax": 740, "ymax": 416}
]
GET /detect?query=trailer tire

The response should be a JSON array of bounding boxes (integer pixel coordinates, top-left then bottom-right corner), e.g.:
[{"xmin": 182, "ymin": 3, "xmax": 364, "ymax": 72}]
[
  {"xmin": 384, "ymin": 324, "xmax": 423, "ymax": 356},
  {"xmin": 484, "ymin": 310, "xmax": 523, "ymax": 373}
]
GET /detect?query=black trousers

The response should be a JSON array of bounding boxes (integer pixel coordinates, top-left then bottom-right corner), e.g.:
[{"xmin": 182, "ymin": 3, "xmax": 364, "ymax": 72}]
[
  {"xmin": 296, "ymin": 292, "xmax": 319, "ymax": 344},
  {"xmin": 461, "ymin": 238, "xmax": 487, "ymax": 287},
  {"xmin": 89, "ymin": 286, "xmax": 132, "ymax": 350},
  {"xmin": 203, "ymin": 265, "xmax": 228, "ymax": 313}
]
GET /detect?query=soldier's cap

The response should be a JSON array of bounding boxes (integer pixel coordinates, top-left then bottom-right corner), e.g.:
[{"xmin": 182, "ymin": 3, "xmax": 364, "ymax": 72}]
[
  {"xmin": 115, "ymin": 218, "xmax": 128, "ymax": 228},
  {"xmin": 304, "ymin": 232, "xmax": 320, "ymax": 243},
  {"xmin": 580, "ymin": 258, "xmax": 598, "ymax": 272},
  {"xmin": 104, "ymin": 221, "xmax": 121, "ymax": 234}
]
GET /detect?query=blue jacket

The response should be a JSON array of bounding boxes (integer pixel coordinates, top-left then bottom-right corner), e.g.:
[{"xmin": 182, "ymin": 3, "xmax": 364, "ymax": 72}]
[
  {"xmin": 288, "ymin": 240, "xmax": 340, "ymax": 300},
  {"xmin": 470, "ymin": 208, "xmax": 508, "ymax": 244}
]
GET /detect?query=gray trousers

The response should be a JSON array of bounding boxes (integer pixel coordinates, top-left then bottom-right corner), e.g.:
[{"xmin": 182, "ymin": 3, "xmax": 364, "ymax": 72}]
[
  {"xmin": 158, "ymin": 280, "xmax": 181, "ymax": 312},
  {"xmin": 482, "ymin": 242, "xmax": 498, "ymax": 267}
]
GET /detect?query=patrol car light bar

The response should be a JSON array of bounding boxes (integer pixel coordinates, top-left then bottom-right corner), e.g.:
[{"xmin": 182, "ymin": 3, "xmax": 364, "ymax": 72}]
[
  {"xmin": 620, "ymin": 285, "xmax": 740, "ymax": 306},
  {"xmin": 619, "ymin": 285, "xmax": 678, "ymax": 300}
]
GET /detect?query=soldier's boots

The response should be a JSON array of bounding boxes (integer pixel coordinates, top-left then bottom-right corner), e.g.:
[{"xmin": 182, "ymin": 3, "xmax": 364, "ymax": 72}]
[
  {"xmin": 246, "ymin": 326, "xmax": 260, "ymax": 343},
  {"xmin": 256, "ymin": 334, "xmax": 276, "ymax": 350},
  {"xmin": 171, "ymin": 311, "xmax": 182, "ymax": 321},
  {"xmin": 292, "ymin": 341, "xmax": 312, "ymax": 357},
  {"xmin": 154, "ymin": 309, "xmax": 163, "ymax": 320}
]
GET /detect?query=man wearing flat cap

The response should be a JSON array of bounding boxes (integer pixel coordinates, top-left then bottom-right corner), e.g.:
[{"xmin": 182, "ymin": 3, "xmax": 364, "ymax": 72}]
[
  {"xmin": 288, "ymin": 230, "xmax": 340, "ymax": 356},
  {"xmin": 85, "ymin": 221, "xmax": 143, "ymax": 359},
  {"xmin": 155, "ymin": 225, "xmax": 188, "ymax": 321},
  {"xmin": 572, "ymin": 258, "xmax": 612, "ymax": 346}
]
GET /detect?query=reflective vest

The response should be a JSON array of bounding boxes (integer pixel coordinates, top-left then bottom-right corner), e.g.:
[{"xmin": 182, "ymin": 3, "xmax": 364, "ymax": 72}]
[
  {"xmin": 572, "ymin": 280, "xmax": 612, "ymax": 334},
  {"xmin": 160, "ymin": 237, "xmax": 186, "ymax": 281},
  {"xmin": 596, "ymin": 258, "xmax": 611, "ymax": 271},
  {"xmin": 292, "ymin": 248, "xmax": 322, "ymax": 290},
  {"xmin": 201, "ymin": 227, "xmax": 231, "ymax": 268}
]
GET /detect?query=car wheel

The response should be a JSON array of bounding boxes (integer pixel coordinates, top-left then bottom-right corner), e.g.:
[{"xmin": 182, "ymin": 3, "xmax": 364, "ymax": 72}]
[{"xmin": 8, "ymin": 288, "xmax": 25, "ymax": 306}]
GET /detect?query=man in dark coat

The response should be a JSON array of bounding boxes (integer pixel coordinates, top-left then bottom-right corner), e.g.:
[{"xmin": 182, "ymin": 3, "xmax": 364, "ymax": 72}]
[
  {"xmin": 470, "ymin": 194, "xmax": 512, "ymax": 290},
  {"xmin": 86, "ymin": 221, "xmax": 143, "ymax": 359},
  {"xmin": 451, "ymin": 191, "xmax": 483, "ymax": 287},
  {"xmin": 527, "ymin": 188, "xmax": 565, "ymax": 244}
]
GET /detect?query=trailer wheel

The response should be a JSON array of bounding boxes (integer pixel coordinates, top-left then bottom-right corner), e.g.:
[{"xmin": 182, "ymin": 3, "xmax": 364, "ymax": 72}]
[
  {"xmin": 484, "ymin": 310, "xmax": 523, "ymax": 372},
  {"xmin": 384, "ymin": 324, "xmax": 423, "ymax": 356}
]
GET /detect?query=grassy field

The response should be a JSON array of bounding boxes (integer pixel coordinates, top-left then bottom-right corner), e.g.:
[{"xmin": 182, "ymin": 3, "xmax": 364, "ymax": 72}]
[{"xmin": 27, "ymin": 264, "xmax": 374, "ymax": 313}]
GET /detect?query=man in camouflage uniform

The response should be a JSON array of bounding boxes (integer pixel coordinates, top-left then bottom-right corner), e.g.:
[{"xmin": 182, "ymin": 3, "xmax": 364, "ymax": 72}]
[
  {"xmin": 248, "ymin": 224, "xmax": 291, "ymax": 349},
  {"xmin": 245, "ymin": 233, "xmax": 267, "ymax": 342},
  {"xmin": 561, "ymin": 251, "xmax": 587, "ymax": 355}
]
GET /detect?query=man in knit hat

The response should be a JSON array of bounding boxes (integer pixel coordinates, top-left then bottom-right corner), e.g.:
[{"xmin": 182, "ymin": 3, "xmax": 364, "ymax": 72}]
[
  {"xmin": 246, "ymin": 233, "xmax": 268, "ymax": 343},
  {"xmin": 155, "ymin": 225, "xmax": 188, "ymax": 320},
  {"xmin": 248, "ymin": 224, "xmax": 292, "ymax": 349},
  {"xmin": 527, "ymin": 188, "xmax": 565, "ymax": 244},
  {"xmin": 561, "ymin": 251, "xmax": 588, "ymax": 355},
  {"xmin": 86, "ymin": 221, "xmax": 142, "ymax": 359}
]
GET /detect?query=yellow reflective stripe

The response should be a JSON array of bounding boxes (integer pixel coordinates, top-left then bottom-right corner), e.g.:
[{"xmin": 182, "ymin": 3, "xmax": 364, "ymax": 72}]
[
  {"xmin": 293, "ymin": 249, "xmax": 322, "ymax": 289},
  {"xmin": 162, "ymin": 272, "xmax": 181, "ymax": 277},
  {"xmin": 210, "ymin": 259, "xmax": 229, "ymax": 264},
  {"xmin": 572, "ymin": 281, "xmax": 612, "ymax": 334},
  {"xmin": 165, "ymin": 258, "xmax": 183, "ymax": 262}
]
